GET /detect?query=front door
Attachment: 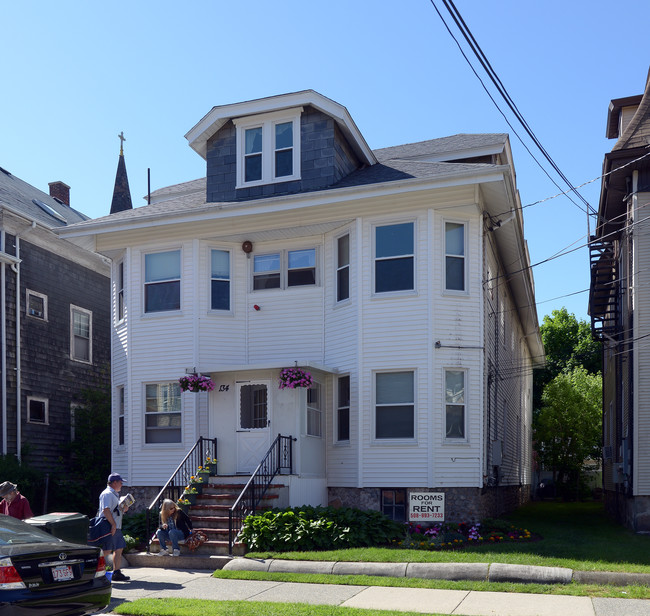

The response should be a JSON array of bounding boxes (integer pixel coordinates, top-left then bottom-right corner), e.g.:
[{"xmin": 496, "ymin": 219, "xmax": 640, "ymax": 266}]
[{"xmin": 236, "ymin": 382, "xmax": 271, "ymax": 473}]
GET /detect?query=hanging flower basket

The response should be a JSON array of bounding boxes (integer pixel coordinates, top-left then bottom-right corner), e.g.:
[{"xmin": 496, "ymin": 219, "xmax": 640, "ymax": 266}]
[
  {"xmin": 179, "ymin": 374, "xmax": 215, "ymax": 393},
  {"xmin": 278, "ymin": 367, "xmax": 313, "ymax": 389}
]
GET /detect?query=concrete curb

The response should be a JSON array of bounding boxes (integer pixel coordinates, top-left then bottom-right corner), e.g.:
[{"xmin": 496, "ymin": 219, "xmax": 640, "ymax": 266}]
[
  {"xmin": 488, "ymin": 563, "xmax": 572, "ymax": 584},
  {"xmin": 222, "ymin": 558, "xmax": 650, "ymax": 587}
]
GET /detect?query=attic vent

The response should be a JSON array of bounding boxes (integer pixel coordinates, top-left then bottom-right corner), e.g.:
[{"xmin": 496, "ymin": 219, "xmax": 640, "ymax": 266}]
[
  {"xmin": 32, "ymin": 199, "xmax": 67, "ymax": 224},
  {"xmin": 0, "ymin": 167, "xmax": 12, "ymax": 176}
]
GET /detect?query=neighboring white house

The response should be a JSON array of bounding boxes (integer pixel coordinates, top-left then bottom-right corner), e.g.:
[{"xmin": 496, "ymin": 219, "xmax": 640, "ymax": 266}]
[{"xmin": 59, "ymin": 90, "xmax": 543, "ymax": 522}]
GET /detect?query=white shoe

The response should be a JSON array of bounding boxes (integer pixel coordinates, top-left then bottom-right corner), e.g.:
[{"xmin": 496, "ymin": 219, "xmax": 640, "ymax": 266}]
[
  {"xmin": 157, "ymin": 549, "xmax": 170, "ymax": 556},
  {"xmin": 172, "ymin": 549, "xmax": 180, "ymax": 557}
]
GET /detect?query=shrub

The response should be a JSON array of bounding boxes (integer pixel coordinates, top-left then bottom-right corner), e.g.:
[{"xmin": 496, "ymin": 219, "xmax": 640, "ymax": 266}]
[{"xmin": 240, "ymin": 506, "xmax": 403, "ymax": 552}]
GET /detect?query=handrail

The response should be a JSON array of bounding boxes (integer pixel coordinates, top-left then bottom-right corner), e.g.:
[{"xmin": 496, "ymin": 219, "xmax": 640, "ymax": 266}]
[
  {"xmin": 145, "ymin": 436, "xmax": 217, "ymax": 553},
  {"xmin": 228, "ymin": 433, "xmax": 295, "ymax": 555}
]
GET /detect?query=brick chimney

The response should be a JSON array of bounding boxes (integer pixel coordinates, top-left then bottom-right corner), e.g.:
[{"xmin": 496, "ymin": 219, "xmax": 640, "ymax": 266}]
[{"xmin": 48, "ymin": 181, "xmax": 70, "ymax": 206}]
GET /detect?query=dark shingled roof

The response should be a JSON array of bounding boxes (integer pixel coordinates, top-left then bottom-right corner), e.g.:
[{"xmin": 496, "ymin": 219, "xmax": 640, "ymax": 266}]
[
  {"xmin": 0, "ymin": 167, "xmax": 89, "ymax": 227},
  {"xmin": 66, "ymin": 133, "xmax": 509, "ymax": 228},
  {"xmin": 110, "ymin": 154, "xmax": 133, "ymax": 214}
]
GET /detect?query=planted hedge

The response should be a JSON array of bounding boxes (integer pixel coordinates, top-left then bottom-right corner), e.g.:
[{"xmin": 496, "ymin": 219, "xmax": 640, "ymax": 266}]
[{"xmin": 240, "ymin": 506, "xmax": 404, "ymax": 552}]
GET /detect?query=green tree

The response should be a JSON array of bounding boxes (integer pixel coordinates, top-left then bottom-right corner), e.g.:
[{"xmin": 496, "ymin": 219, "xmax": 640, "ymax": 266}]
[
  {"xmin": 533, "ymin": 308, "xmax": 601, "ymax": 414},
  {"xmin": 61, "ymin": 386, "xmax": 111, "ymax": 514},
  {"xmin": 534, "ymin": 367, "xmax": 602, "ymax": 499}
]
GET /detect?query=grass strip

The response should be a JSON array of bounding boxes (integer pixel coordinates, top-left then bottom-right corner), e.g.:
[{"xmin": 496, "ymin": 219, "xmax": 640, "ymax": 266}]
[
  {"xmin": 111, "ymin": 597, "xmax": 442, "ymax": 616},
  {"xmin": 213, "ymin": 569, "xmax": 650, "ymax": 599}
]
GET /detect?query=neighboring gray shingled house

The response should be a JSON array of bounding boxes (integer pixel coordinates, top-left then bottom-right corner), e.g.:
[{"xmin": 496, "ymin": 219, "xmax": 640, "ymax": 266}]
[
  {"xmin": 0, "ymin": 167, "xmax": 110, "ymax": 489},
  {"xmin": 60, "ymin": 90, "xmax": 542, "ymax": 522}
]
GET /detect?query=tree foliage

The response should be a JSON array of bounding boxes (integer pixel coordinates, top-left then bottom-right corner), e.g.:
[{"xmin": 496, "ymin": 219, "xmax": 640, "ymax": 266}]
[
  {"xmin": 61, "ymin": 386, "xmax": 111, "ymax": 515},
  {"xmin": 534, "ymin": 367, "xmax": 602, "ymax": 496},
  {"xmin": 533, "ymin": 308, "xmax": 601, "ymax": 414}
]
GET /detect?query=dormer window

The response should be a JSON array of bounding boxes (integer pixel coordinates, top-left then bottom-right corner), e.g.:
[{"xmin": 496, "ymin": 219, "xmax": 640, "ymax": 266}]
[{"xmin": 234, "ymin": 108, "xmax": 302, "ymax": 188}]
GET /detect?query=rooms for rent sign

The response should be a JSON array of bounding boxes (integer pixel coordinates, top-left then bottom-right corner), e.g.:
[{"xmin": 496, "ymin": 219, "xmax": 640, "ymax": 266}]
[{"xmin": 409, "ymin": 492, "xmax": 445, "ymax": 522}]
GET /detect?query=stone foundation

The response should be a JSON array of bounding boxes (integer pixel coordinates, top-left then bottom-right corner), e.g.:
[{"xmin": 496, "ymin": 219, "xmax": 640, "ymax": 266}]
[
  {"xmin": 122, "ymin": 486, "xmax": 161, "ymax": 514},
  {"xmin": 605, "ymin": 490, "xmax": 650, "ymax": 532},
  {"xmin": 328, "ymin": 485, "xmax": 530, "ymax": 523}
]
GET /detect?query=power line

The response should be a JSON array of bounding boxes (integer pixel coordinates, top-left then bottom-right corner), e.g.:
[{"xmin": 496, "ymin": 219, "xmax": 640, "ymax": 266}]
[{"xmin": 429, "ymin": 0, "xmax": 596, "ymax": 220}]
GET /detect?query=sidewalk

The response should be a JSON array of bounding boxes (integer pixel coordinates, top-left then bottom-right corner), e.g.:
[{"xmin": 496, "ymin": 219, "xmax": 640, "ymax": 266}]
[{"xmin": 106, "ymin": 565, "xmax": 650, "ymax": 616}]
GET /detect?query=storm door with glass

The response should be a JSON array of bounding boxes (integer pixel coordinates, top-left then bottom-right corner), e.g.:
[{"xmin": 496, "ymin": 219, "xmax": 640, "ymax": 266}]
[{"xmin": 236, "ymin": 382, "xmax": 271, "ymax": 473}]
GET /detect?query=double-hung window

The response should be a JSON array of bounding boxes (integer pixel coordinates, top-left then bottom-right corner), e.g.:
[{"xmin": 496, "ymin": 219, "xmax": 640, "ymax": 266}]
[
  {"xmin": 26, "ymin": 290, "xmax": 47, "ymax": 320},
  {"xmin": 118, "ymin": 386, "xmax": 125, "ymax": 446},
  {"xmin": 374, "ymin": 222, "xmax": 414, "ymax": 293},
  {"xmin": 71, "ymin": 305, "xmax": 92, "ymax": 363},
  {"xmin": 336, "ymin": 234, "xmax": 350, "ymax": 302},
  {"xmin": 445, "ymin": 222, "xmax": 466, "ymax": 292},
  {"xmin": 27, "ymin": 397, "xmax": 48, "ymax": 425},
  {"xmin": 117, "ymin": 261, "xmax": 125, "ymax": 320},
  {"xmin": 445, "ymin": 370, "xmax": 466, "ymax": 439},
  {"xmin": 375, "ymin": 371, "xmax": 414, "ymax": 439},
  {"xmin": 145, "ymin": 382, "xmax": 181, "ymax": 444},
  {"xmin": 210, "ymin": 249, "xmax": 231, "ymax": 310},
  {"xmin": 235, "ymin": 109, "xmax": 301, "ymax": 187},
  {"xmin": 307, "ymin": 382, "xmax": 322, "ymax": 437},
  {"xmin": 253, "ymin": 249, "xmax": 316, "ymax": 290},
  {"xmin": 337, "ymin": 375, "xmax": 350, "ymax": 442},
  {"xmin": 144, "ymin": 250, "xmax": 181, "ymax": 313}
]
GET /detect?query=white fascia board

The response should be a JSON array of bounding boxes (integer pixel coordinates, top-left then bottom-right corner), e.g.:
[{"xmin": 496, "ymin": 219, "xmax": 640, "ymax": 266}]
[
  {"xmin": 202, "ymin": 360, "xmax": 339, "ymax": 375},
  {"xmin": 58, "ymin": 167, "xmax": 510, "ymax": 239},
  {"xmin": 185, "ymin": 90, "xmax": 376, "ymax": 165}
]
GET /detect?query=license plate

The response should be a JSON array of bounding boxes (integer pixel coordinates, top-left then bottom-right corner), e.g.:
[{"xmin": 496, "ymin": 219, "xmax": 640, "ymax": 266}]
[{"xmin": 52, "ymin": 565, "xmax": 73, "ymax": 582}]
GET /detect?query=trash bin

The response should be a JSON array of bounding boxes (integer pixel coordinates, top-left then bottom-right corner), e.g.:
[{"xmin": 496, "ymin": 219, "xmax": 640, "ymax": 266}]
[{"xmin": 25, "ymin": 512, "xmax": 89, "ymax": 545}]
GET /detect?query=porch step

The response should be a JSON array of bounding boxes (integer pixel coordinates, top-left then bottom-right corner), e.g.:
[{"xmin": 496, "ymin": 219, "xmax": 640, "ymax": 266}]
[
  {"xmin": 148, "ymin": 475, "xmax": 287, "ymax": 557},
  {"xmin": 126, "ymin": 552, "xmax": 233, "ymax": 570}
]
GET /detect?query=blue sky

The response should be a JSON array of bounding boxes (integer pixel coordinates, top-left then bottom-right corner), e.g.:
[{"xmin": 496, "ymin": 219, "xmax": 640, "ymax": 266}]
[{"xmin": 2, "ymin": 1, "xmax": 649, "ymax": 324}]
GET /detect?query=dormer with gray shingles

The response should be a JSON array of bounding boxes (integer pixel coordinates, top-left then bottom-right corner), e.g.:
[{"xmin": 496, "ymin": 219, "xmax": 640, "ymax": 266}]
[{"xmin": 185, "ymin": 90, "xmax": 376, "ymax": 203}]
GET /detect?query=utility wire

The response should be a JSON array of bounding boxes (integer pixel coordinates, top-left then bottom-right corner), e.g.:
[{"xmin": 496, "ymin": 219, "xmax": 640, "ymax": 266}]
[{"xmin": 429, "ymin": 0, "xmax": 596, "ymax": 222}]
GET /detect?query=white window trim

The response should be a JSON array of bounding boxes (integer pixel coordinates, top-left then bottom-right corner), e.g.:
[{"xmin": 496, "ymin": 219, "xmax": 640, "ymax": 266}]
[
  {"xmin": 236, "ymin": 380, "xmax": 271, "ymax": 431},
  {"xmin": 143, "ymin": 381, "xmax": 183, "ymax": 446},
  {"xmin": 142, "ymin": 248, "xmax": 182, "ymax": 315},
  {"xmin": 234, "ymin": 107, "xmax": 303, "ymax": 188},
  {"xmin": 116, "ymin": 261, "xmax": 125, "ymax": 323},
  {"xmin": 117, "ymin": 385, "xmax": 126, "ymax": 448},
  {"xmin": 443, "ymin": 368, "xmax": 468, "ymax": 443},
  {"xmin": 251, "ymin": 247, "xmax": 318, "ymax": 291},
  {"xmin": 372, "ymin": 220, "xmax": 417, "ymax": 297},
  {"xmin": 70, "ymin": 304, "xmax": 92, "ymax": 364},
  {"xmin": 334, "ymin": 374, "xmax": 351, "ymax": 444},
  {"xmin": 306, "ymin": 381, "xmax": 322, "ymax": 438},
  {"xmin": 372, "ymin": 369, "xmax": 417, "ymax": 443},
  {"xmin": 335, "ymin": 232, "xmax": 351, "ymax": 305},
  {"xmin": 443, "ymin": 219, "xmax": 468, "ymax": 295},
  {"xmin": 27, "ymin": 396, "xmax": 49, "ymax": 425},
  {"xmin": 26, "ymin": 289, "xmax": 48, "ymax": 321},
  {"xmin": 208, "ymin": 247, "xmax": 233, "ymax": 314}
]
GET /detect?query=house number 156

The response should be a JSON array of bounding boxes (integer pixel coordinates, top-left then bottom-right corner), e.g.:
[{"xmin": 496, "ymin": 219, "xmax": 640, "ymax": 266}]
[{"xmin": 218, "ymin": 385, "xmax": 229, "ymax": 392}]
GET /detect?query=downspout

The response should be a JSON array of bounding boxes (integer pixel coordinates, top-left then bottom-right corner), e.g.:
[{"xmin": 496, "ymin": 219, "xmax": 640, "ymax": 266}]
[{"xmin": 12, "ymin": 222, "xmax": 36, "ymax": 461}]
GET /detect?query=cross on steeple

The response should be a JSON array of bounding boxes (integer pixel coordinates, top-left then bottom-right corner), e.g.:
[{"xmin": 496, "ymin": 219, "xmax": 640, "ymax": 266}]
[{"xmin": 118, "ymin": 131, "xmax": 126, "ymax": 156}]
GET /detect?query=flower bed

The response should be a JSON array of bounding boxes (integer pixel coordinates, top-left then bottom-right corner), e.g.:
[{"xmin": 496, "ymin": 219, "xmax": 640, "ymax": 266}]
[{"xmin": 394, "ymin": 519, "xmax": 534, "ymax": 551}]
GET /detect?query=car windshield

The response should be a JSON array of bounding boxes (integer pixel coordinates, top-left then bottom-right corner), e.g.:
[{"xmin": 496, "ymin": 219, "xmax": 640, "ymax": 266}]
[{"xmin": 0, "ymin": 515, "xmax": 62, "ymax": 545}]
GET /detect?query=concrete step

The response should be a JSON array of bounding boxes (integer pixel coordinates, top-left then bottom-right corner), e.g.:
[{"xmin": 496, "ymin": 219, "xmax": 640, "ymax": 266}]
[{"xmin": 126, "ymin": 551, "xmax": 232, "ymax": 570}]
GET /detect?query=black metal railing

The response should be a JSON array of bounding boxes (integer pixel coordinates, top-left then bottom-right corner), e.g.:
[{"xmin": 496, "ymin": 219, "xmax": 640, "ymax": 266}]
[
  {"xmin": 146, "ymin": 436, "xmax": 217, "ymax": 552},
  {"xmin": 228, "ymin": 433, "xmax": 295, "ymax": 555}
]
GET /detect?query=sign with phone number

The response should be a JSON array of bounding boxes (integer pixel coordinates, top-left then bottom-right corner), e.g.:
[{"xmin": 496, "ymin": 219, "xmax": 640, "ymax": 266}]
[{"xmin": 409, "ymin": 492, "xmax": 445, "ymax": 522}]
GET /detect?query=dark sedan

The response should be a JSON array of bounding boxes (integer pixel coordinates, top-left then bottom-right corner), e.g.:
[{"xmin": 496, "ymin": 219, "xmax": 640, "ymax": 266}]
[{"xmin": 0, "ymin": 514, "xmax": 111, "ymax": 615}]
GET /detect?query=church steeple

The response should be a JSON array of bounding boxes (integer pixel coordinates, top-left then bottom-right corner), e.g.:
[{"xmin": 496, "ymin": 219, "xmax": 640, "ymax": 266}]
[{"xmin": 110, "ymin": 131, "xmax": 133, "ymax": 214}]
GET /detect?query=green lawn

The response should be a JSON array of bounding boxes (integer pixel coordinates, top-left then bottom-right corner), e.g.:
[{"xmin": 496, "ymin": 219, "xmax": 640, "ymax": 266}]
[
  {"xmin": 112, "ymin": 598, "xmax": 440, "ymax": 616},
  {"xmin": 246, "ymin": 501, "xmax": 650, "ymax": 573}
]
